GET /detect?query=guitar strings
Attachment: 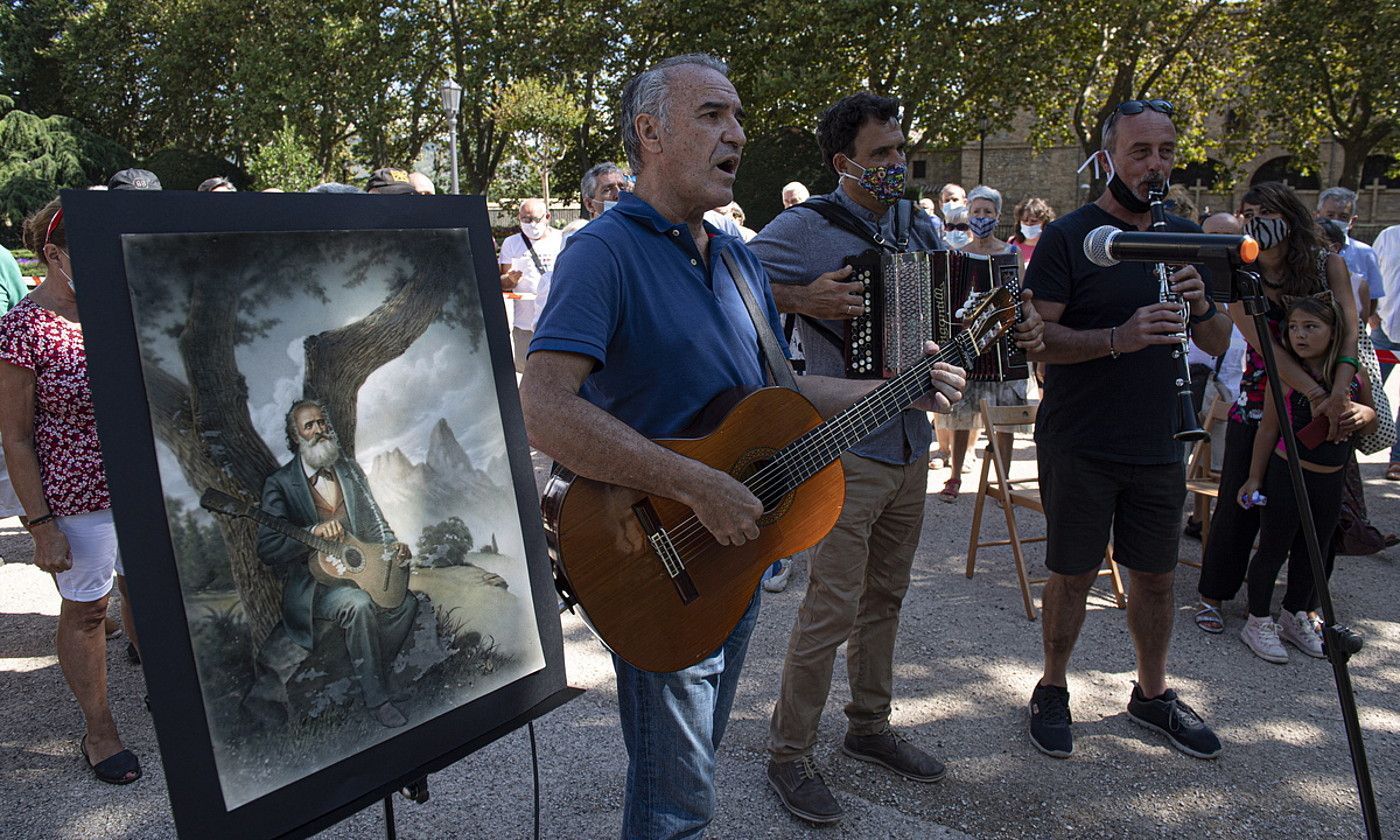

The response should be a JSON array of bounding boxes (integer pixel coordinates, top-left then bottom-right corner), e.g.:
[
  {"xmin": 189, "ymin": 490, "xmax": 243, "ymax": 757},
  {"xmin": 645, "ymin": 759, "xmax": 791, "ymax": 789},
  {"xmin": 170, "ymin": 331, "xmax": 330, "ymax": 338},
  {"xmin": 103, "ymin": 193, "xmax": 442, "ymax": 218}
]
[
  {"xmin": 659, "ymin": 306, "xmax": 1012, "ymax": 557},
  {"xmin": 657, "ymin": 306, "xmax": 1017, "ymax": 561}
]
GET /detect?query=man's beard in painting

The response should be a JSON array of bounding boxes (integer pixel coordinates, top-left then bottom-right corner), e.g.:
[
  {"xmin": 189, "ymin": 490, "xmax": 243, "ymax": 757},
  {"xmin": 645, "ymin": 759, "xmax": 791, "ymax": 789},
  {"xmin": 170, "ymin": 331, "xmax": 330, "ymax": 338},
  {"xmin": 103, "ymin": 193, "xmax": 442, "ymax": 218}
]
[{"xmin": 299, "ymin": 429, "xmax": 342, "ymax": 471}]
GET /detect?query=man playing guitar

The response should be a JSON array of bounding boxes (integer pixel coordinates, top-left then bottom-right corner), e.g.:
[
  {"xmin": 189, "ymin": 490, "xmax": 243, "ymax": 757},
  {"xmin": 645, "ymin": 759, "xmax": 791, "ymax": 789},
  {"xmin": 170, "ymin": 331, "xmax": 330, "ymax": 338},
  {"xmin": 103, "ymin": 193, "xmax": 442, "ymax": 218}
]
[{"xmin": 521, "ymin": 54, "xmax": 967, "ymax": 839}]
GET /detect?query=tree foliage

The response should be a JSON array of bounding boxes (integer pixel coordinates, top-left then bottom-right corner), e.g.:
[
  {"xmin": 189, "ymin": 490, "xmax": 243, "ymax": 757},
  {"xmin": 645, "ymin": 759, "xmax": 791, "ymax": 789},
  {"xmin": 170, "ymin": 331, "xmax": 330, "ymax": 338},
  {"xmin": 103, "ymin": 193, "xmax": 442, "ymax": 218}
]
[
  {"xmin": 493, "ymin": 77, "xmax": 587, "ymax": 205},
  {"xmin": 0, "ymin": 95, "xmax": 132, "ymax": 244},
  {"xmin": 248, "ymin": 119, "xmax": 320, "ymax": 192},
  {"xmin": 1242, "ymin": 0, "xmax": 1400, "ymax": 189}
]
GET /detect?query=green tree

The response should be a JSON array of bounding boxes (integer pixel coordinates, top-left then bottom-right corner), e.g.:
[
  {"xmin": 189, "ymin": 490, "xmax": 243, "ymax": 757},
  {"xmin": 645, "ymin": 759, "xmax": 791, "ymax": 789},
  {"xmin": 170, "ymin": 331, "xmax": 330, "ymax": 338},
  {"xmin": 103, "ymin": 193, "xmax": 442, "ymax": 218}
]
[
  {"xmin": 493, "ymin": 77, "xmax": 588, "ymax": 204},
  {"xmin": 0, "ymin": 95, "xmax": 131, "ymax": 244},
  {"xmin": 247, "ymin": 118, "xmax": 320, "ymax": 191},
  {"xmin": 1242, "ymin": 0, "xmax": 1399, "ymax": 190},
  {"xmin": 1016, "ymin": 0, "xmax": 1243, "ymax": 191},
  {"xmin": 417, "ymin": 516, "xmax": 475, "ymax": 566}
]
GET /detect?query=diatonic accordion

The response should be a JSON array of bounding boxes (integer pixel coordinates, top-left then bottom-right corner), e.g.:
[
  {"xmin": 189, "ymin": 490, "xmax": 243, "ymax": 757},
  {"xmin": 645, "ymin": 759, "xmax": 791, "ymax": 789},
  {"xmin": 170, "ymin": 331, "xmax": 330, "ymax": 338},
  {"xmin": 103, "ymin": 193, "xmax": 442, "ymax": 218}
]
[{"xmin": 843, "ymin": 249, "xmax": 1028, "ymax": 382}]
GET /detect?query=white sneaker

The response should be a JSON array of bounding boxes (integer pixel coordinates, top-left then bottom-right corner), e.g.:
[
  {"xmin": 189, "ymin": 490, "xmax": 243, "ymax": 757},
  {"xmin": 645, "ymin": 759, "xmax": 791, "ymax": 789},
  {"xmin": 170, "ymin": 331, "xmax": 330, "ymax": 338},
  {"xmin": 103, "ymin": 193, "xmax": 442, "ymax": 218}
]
[
  {"xmin": 1277, "ymin": 610, "xmax": 1325, "ymax": 658},
  {"xmin": 762, "ymin": 557, "xmax": 793, "ymax": 593},
  {"xmin": 1240, "ymin": 615, "xmax": 1289, "ymax": 664}
]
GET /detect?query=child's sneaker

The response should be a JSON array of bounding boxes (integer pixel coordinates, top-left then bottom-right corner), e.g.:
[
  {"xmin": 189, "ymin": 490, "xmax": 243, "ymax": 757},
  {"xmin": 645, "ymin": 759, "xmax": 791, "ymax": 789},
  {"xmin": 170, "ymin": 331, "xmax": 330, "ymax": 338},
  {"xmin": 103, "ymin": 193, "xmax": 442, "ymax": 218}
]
[
  {"xmin": 1277, "ymin": 610, "xmax": 1325, "ymax": 658},
  {"xmin": 1240, "ymin": 614, "xmax": 1288, "ymax": 664}
]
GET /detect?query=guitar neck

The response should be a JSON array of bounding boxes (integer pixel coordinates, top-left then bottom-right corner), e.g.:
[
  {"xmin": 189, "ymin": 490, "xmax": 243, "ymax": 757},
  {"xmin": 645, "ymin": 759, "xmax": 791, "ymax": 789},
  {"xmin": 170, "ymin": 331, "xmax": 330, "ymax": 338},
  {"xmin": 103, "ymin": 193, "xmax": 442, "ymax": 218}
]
[
  {"xmin": 243, "ymin": 507, "xmax": 339, "ymax": 555},
  {"xmin": 774, "ymin": 333, "xmax": 979, "ymax": 487}
]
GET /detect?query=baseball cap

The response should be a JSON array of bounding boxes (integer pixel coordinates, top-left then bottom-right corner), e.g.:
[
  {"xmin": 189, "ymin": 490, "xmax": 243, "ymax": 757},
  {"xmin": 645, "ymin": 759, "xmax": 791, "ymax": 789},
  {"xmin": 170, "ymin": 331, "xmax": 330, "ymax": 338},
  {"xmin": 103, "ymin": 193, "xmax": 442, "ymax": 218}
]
[
  {"xmin": 108, "ymin": 168, "xmax": 163, "ymax": 190},
  {"xmin": 365, "ymin": 168, "xmax": 415, "ymax": 194}
]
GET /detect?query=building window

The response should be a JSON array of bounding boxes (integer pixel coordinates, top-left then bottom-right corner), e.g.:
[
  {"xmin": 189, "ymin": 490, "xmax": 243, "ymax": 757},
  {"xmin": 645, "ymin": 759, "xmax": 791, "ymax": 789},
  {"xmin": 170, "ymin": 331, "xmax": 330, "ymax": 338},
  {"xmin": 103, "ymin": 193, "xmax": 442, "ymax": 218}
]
[{"xmin": 913, "ymin": 160, "xmax": 927, "ymax": 180}]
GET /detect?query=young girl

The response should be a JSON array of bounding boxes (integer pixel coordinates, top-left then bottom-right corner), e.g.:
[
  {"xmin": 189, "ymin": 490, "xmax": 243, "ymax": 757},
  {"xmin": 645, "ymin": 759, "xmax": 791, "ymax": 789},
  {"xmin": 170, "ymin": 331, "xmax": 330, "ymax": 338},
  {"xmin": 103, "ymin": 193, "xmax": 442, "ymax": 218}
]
[{"xmin": 1237, "ymin": 294, "xmax": 1377, "ymax": 663}]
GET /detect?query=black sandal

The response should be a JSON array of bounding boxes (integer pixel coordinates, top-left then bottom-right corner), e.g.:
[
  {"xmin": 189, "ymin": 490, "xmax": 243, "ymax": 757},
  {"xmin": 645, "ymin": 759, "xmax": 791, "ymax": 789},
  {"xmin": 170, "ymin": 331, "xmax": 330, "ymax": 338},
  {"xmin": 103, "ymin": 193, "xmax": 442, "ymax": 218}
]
[{"xmin": 80, "ymin": 735, "xmax": 142, "ymax": 785}]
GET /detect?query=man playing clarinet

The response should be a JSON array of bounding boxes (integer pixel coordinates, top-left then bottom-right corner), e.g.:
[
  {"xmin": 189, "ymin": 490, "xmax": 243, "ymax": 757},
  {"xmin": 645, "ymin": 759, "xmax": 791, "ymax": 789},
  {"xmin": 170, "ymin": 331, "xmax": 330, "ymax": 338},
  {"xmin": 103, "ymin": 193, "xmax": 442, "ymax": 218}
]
[{"xmin": 1024, "ymin": 99, "xmax": 1231, "ymax": 760}]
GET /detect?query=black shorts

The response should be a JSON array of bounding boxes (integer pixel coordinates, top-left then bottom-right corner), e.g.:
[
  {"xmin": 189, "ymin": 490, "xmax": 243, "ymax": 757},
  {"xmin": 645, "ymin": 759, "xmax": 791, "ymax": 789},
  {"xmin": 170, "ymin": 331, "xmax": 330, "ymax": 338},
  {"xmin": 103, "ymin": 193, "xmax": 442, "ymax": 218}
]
[{"xmin": 1037, "ymin": 445, "xmax": 1186, "ymax": 575}]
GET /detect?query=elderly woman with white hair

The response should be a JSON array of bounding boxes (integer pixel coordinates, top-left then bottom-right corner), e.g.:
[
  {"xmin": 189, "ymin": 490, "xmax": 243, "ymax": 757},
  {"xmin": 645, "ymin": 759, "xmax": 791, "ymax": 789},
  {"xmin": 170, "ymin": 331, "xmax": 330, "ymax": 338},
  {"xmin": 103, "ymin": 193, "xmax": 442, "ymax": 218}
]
[{"xmin": 934, "ymin": 185, "xmax": 1031, "ymax": 502}]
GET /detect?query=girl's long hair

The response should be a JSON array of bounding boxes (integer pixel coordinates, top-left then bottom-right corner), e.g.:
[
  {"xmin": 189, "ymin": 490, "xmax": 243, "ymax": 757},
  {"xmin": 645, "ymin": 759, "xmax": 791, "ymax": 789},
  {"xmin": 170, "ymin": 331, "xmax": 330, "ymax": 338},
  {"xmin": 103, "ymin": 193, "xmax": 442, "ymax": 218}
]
[{"xmin": 1240, "ymin": 181, "xmax": 1327, "ymax": 295}]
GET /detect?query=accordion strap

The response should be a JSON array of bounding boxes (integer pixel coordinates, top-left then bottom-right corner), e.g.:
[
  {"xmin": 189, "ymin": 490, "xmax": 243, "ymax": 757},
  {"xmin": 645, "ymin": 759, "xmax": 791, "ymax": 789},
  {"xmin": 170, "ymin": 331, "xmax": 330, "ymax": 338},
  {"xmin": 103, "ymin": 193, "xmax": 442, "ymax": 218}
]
[
  {"xmin": 795, "ymin": 196, "xmax": 914, "ymax": 253},
  {"xmin": 721, "ymin": 247, "xmax": 797, "ymax": 391}
]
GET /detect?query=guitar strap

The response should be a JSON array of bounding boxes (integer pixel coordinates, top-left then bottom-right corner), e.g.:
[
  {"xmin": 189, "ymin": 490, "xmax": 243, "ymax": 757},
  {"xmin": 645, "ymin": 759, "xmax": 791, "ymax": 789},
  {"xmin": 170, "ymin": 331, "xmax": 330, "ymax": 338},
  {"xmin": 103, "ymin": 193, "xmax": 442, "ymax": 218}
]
[{"xmin": 720, "ymin": 247, "xmax": 798, "ymax": 391}]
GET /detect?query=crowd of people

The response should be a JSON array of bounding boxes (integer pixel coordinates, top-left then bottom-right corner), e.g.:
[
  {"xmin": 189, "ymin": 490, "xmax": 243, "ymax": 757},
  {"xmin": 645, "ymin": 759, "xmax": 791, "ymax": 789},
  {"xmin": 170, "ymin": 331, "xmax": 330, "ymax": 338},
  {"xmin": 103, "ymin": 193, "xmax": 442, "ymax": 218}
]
[{"xmin": 2, "ymin": 49, "xmax": 1398, "ymax": 840}]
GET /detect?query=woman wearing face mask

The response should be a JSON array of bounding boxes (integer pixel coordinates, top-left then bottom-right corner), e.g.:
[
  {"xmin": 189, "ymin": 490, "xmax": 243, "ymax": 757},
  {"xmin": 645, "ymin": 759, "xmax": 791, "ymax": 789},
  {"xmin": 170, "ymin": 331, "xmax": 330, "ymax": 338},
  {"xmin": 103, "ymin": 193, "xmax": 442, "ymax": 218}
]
[
  {"xmin": 941, "ymin": 205, "xmax": 972, "ymax": 250},
  {"xmin": 1194, "ymin": 181, "xmax": 1360, "ymax": 637},
  {"xmin": 1009, "ymin": 196, "xmax": 1055, "ymax": 266},
  {"xmin": 0, "ymin": 198, "xmax": 142, "ymax": 785},
  {"xmin": 934, "ymin": 186, "xmax": 1030, "ymax": 501}
]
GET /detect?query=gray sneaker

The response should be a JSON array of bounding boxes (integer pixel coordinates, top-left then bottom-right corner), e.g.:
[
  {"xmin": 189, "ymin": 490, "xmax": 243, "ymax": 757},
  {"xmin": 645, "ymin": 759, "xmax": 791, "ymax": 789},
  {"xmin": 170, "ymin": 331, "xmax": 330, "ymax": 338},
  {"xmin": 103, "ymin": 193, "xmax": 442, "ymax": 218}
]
[
  {"xmin": 762, "ymin": 557, "xmax": 793, "ymax": 593},
  {"xmin": 841, "ymin": 727, "xmax": 946, "ymax": 782},
  {"xmin": 767, "ymin": 756, "xmax": 842, "ymax": 824}
]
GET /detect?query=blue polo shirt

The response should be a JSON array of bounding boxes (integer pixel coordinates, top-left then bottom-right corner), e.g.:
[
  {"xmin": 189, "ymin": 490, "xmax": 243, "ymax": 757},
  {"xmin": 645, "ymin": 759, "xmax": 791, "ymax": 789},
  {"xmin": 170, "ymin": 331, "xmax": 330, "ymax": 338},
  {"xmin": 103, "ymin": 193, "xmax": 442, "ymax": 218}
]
[{"xmin": 529, "ymin": 192, "xmax": 788, "ymax": 438}]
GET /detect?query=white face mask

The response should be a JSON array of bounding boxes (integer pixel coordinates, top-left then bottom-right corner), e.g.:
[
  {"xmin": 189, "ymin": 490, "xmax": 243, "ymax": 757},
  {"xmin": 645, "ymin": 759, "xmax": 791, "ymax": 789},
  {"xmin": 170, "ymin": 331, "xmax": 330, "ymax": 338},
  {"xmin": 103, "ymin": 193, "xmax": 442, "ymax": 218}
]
[
  {"xmin": 1020, "ymin": 223, "xmax": 1042, "ymax": 240},
  {"xmin": 944, "ymin": 230, "xmax": 971, "ymax": 248},
  {"xmin": 521, "ymin": 220, "xmax": 547, "ymax": 239},
  {"xmin": 941, "ymin": 200, "xmax": 964, "ymax": 217},
  {"xmin": 602, "ymin": 200, "xmax": 618, "ymax": 214}
]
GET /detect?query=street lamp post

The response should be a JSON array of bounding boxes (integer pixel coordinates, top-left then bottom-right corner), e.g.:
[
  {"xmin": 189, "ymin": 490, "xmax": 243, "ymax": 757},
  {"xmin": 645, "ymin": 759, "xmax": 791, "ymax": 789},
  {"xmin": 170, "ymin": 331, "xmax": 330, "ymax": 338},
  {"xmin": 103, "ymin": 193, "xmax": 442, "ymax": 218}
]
[{"xmin": 440, "ymin": 78, "xmax": 463, "ymax": 195}]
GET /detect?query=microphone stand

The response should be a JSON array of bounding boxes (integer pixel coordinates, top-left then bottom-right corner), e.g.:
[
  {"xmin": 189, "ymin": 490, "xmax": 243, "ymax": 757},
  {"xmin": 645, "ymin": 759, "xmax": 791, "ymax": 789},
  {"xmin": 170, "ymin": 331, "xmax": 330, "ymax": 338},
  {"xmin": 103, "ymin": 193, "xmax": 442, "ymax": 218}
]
[{"xmin": 1233, "ymin": 265, "xmax": 1381, "ymax": 839}]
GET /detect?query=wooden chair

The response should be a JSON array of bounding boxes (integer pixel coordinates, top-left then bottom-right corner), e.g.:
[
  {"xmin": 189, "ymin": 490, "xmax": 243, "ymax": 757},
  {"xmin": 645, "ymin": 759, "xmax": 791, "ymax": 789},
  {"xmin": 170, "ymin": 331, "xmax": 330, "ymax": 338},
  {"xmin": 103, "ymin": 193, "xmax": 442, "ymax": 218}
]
[
  {"xmin": 965, "ymin": 400, "xmax": 1126, "ymax": 620},
  {"xmin": 1182, "ymin": 395, "xmax": 1233, "ymax": 567}
]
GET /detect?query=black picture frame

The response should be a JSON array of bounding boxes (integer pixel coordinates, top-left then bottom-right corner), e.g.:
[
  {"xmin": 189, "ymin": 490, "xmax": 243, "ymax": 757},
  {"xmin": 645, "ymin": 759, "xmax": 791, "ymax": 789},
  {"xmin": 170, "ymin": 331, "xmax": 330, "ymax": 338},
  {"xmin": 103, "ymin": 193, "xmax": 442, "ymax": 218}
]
[{"xmin": 61, "ymin": 190, "xmax": 574, "ymax": 840}]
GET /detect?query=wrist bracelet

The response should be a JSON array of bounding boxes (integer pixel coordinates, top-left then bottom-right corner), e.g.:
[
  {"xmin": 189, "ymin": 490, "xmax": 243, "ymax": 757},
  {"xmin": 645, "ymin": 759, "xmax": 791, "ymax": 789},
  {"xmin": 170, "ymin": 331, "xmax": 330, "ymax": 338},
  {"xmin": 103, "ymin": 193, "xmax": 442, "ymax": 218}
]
[
  {"xmin": 26, "ymin": 513, "xmax": 57, "ymax": 530},
  {"xmin": 1188, "ymin": 299, "xmax": 1218, "ymax": 326},
  {"xmin": 1109, "ymin": 326, "xmax": 1120, "ymax": 360},
  {"xmin": 1336, "ymin": 355, "xmax": 1359, "ymax": 370}
]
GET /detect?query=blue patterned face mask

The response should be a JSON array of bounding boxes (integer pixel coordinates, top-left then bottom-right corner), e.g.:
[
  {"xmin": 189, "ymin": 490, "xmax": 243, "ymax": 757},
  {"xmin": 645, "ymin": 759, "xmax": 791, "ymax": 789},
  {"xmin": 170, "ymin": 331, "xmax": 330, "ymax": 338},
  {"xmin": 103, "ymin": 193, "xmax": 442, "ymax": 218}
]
[{"xmin": 969, "ymin": 215, "xmax": 998, "ymax": 239}]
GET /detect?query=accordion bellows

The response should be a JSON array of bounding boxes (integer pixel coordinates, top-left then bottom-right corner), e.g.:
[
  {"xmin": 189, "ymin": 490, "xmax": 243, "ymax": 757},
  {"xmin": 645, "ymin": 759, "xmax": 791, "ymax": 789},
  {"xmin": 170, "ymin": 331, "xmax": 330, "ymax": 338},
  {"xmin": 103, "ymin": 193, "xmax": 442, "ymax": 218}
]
[{"xmin": 844, "ymin": 249, "xmax": 1028, "ymax": 382}]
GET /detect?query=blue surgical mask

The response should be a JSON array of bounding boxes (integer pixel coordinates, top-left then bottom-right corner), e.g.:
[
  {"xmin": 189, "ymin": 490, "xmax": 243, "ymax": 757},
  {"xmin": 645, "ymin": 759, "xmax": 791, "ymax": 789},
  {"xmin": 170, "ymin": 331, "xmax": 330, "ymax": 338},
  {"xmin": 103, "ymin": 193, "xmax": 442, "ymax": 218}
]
[{"xmin": 945, "ymin": 230, "xmax": 971, "ymax": 248}]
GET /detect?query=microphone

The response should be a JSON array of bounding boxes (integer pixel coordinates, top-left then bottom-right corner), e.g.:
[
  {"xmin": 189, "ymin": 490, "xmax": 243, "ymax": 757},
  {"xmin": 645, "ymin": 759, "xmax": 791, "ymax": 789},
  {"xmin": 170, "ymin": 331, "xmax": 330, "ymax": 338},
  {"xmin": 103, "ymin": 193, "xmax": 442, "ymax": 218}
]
[{"xmin": 1084, "ymin": 225, "xmax": 1259, "ymax": 268}]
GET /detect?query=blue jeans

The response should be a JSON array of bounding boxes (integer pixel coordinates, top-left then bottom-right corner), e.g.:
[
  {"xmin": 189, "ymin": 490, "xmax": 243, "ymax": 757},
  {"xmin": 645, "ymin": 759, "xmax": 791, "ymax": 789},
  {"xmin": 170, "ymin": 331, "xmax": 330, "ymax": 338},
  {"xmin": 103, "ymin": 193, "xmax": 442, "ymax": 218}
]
[
  {"xmin": 1369, "ymin": 326, "xmax": 1400, "ymax": 463},
  {"xmin": 613, "ymin": 589, "xmax": 761, "ymax": 840}
]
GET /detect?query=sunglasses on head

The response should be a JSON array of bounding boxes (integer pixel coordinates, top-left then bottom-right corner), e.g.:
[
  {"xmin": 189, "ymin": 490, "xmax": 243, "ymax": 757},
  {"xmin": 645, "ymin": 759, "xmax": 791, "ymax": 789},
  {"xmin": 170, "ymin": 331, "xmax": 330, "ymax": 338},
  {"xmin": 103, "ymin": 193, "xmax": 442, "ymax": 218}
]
[{"xmin": 1114, "ymin": 99, "xmax": 1174, "ymax": 117}]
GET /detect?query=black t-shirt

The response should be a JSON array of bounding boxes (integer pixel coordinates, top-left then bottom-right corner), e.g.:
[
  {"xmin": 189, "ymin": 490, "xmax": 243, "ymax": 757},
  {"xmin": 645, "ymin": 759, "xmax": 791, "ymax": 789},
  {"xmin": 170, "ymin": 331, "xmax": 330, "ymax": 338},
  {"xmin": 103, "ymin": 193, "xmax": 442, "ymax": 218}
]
[{"xmin": 1026, "ymin": 203, "xmax": 1203, "ymax": 464}]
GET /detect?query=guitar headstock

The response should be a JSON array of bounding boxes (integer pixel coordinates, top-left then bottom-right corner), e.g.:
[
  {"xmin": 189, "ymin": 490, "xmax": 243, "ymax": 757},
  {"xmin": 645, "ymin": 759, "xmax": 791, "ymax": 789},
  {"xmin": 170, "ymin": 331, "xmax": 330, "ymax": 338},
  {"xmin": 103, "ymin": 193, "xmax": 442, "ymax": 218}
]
[
  {"xmin": 955, "ymin": 287, "xmax": 1017, "ymax": 355},
  {"xmin": 200, "ymin": 487, "xmax": 254, "ymax": 518}
]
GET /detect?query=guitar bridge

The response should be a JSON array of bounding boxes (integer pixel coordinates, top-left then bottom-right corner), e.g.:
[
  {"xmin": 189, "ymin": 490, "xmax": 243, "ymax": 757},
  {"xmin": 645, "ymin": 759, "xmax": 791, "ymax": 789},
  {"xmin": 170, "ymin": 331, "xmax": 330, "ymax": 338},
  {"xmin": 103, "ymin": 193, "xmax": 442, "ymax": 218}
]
[{"xmin": 632, "ymin": 500, "xmax": 699, "ymax": 605}]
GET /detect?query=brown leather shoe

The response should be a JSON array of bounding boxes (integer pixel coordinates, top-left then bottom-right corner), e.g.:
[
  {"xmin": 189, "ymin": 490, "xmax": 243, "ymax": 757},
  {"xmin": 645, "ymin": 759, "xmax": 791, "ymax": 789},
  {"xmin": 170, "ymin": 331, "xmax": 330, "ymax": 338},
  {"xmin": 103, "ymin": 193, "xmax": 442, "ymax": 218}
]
[
  {"xmin": 841, "ymin": 727, "xmax": 946, "ymax": 782},
  {"xmin": 766, "ymin": 756, "xmax": 842, "ymax": 825}
]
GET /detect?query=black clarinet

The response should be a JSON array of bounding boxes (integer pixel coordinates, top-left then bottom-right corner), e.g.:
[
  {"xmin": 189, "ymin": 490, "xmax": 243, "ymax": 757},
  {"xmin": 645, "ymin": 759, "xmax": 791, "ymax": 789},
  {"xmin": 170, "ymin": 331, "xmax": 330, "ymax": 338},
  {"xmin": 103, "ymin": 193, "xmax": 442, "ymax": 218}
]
[{"xmin": 1148, "ymin": 185, "xmax": 1208, "ymax": 443}]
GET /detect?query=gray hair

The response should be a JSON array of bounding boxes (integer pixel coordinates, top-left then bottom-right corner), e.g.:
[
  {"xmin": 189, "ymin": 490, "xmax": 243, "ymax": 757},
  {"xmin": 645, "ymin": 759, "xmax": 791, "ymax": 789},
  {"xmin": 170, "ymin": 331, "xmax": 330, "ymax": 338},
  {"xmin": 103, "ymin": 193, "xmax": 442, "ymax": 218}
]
[
  {"xmin": 945, "ymin": 205, "xmax": 969, "ymax": 224},
  {"xmin": 620, "ymin": 53, "xmax": 730, "ymax": 174},
  {"xmin": 1317, "ymin": 186, "xmax": 1357, "ymax": 216},
  {"xmin": 309, "ymin": 182, "xmax": 361, "ymax": 194},
  {"xmin": 284, "ymin": 398, "xmax": 332, "ymax": 453},
  {"xmin": 581, "ymin": 162, "xmax": 624, "ymax": 206},
  {"xmin": 967, "ymin": 185, "xmax": 1003, "ymax": 216}
]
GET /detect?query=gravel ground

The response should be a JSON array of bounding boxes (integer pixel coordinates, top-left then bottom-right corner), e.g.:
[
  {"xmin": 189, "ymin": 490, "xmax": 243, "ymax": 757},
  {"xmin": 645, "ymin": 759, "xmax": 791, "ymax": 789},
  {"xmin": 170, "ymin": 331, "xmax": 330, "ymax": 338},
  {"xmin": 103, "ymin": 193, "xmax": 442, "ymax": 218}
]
[{"xmin": 2, "ymin": 431, "xmax": 1398, "ymax": 839}]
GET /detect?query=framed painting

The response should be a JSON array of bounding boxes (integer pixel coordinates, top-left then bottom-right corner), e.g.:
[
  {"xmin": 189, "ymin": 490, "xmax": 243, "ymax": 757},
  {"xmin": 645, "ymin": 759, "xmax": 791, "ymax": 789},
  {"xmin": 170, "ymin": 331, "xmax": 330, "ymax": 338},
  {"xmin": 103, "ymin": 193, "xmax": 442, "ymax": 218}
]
[{"xmin": 62, "ymin": 190, "xmax": 573, "ymax": 839}]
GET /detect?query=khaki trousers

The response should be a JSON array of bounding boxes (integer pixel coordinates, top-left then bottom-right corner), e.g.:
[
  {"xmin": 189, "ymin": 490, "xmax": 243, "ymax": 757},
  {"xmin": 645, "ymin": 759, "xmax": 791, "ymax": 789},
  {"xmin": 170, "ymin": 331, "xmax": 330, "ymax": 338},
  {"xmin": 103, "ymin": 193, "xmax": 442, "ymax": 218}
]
[
  {"xmin": 512, "ymin": 326, "xmax": 533, "ymax": 374},
  {"xmin": 769, "ymin": 451, "xmax": 929, "ymax": 761}
]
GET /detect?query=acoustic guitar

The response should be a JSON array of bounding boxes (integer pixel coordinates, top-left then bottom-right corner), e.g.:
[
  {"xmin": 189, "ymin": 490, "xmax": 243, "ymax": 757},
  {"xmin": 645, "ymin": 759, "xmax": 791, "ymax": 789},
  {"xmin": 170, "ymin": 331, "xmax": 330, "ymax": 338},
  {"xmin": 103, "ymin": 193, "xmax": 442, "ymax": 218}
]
[
  {"xmin": 543, "ymin": 287, "xmax": 1019, "ymax": 672},
  {"xmin": 200, "ymin": 488, "xmax": 411, "ymax": 610}
]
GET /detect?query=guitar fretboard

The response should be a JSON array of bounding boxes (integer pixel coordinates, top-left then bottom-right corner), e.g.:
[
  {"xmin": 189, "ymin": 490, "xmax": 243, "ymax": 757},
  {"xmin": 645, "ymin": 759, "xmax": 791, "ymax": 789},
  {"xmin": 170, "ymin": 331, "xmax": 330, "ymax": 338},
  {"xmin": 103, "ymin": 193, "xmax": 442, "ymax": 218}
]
[{"xmin": 754, "ymin": 331, "xmax": 981, "ymax": 498}]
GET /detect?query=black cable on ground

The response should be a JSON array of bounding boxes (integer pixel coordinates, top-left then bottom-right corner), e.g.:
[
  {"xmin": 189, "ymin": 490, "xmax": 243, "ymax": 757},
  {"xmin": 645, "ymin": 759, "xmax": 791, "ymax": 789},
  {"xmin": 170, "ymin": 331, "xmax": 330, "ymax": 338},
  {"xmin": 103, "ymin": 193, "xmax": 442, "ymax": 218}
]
[{"xmin": 528, "ymin": 721, "xmax": 541, "ymax": 840}]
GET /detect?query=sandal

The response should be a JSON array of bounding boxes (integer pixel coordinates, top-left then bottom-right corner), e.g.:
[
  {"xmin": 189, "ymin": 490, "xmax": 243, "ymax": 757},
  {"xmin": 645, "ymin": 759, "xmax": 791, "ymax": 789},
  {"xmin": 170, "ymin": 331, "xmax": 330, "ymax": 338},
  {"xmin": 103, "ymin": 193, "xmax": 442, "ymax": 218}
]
[
  {"xmin": 80, "ymin": 735, "xmax": 141, "ymax": 785},
  {"xmin": 1194, "ymin": 603, "xmax": 1224, "ymax": 635},
  {"xmin": 1387, "ymin": 463, "xmax": 1400, "ymax": 481},
  {"xmin": 938, "ymin": 478, "xmax": 961, "ymax": 503}
]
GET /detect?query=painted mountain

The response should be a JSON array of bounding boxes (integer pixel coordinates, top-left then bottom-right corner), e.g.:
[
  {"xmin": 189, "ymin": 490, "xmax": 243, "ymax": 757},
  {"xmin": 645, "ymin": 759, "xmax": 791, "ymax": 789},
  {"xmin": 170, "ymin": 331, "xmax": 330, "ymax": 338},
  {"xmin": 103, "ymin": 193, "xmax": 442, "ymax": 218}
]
[{"xmin": 366, "ymin": 418, "xmax": 521, "ymax": 562}]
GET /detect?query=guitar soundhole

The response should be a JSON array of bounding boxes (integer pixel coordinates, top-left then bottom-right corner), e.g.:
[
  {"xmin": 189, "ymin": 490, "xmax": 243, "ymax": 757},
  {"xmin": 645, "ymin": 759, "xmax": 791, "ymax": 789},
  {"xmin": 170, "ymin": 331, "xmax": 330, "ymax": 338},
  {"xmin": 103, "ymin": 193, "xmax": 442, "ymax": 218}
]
[
  {"xmin": 343, "ymin": 547, "xmax": 365, "ymax": 571},
  {"xmin": 730, "ymin": 448, "xmax": 794, "ymax": 527}
]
